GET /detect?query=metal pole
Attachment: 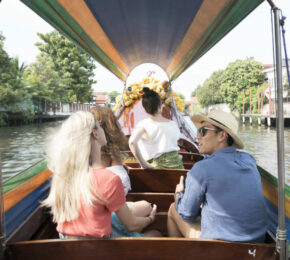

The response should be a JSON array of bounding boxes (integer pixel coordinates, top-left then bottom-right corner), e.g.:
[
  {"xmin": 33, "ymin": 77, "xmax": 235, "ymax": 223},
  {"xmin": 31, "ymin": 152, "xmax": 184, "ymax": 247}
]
[
  {"xmin": 168, "ymin": 81, "xmax": 181, "ymax": 129},
  {"xmin": 273, "ymin": 7, "xmax": 288, "ymax": 260},
  {"xmin": 269, "ymin": 83, "xmax": 272, "ymax": 115},
  {"xmin": 250, "ymin": 88, "xmax": 252, "ymax": 114},
  {"xmin": 0, "ymin": 152, "xmax": 5, "ymax": 259},
  {"xmin": 242, "ymin": 89, "xmax": 245, "ymax": 114},
  {"xmin": 258, "ymin": 85, "xmax": 260, "ymax": 114}
]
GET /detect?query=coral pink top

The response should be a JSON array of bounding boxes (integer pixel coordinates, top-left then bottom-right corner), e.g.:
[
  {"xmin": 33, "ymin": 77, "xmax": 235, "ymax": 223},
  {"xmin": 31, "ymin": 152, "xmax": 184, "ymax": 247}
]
[{"xmin": 57, "ymin": 168, "xmax": 125, "ymax": 237}]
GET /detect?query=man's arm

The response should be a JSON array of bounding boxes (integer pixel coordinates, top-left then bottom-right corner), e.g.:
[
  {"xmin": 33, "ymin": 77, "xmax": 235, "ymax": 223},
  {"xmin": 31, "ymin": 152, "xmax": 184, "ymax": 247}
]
[{"xmin": 175, "ymin": 167, "xmax": 205, "ymax": 222}]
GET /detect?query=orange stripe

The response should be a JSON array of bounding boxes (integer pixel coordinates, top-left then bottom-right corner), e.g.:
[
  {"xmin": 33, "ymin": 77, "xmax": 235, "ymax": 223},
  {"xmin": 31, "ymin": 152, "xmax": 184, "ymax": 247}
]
[
  {"xmin": 166, "ymin": 0, "xmax": 231, "ymax": 76},
  {"xmin": 57, "ymin": 0, "xmax": 129, "ymax": 75},
  {"xmin": 261, "ymin": 177, "xmax": 290, "ymax": 217},
  {"xmin": 4, "ymin": 169, "xmax": 52, "ymax": 212}
]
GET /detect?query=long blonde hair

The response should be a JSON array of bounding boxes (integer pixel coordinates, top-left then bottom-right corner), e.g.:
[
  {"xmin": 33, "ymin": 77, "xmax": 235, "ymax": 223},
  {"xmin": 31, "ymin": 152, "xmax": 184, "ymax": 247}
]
[{"xmin": 43, "ymin": 111, "xmax": 106, "ymax": 223}]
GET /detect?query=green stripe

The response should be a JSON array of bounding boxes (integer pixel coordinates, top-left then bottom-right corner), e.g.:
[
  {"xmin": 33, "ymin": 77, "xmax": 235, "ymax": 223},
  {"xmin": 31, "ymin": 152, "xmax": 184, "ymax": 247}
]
[
  {"xmin": 3, "ymin": 159, "xmax": 47, "ymax": 194},
  {"xmin": 258, "ymin": 165, "xmax": 290, "ymax": 197},
  {"xmin": 170, "ymin": 0, "xmax": 264, "ymax": 80},
  {"xmin": 20, "ymin": 0, "xmax": 127, "ymax": 82}
]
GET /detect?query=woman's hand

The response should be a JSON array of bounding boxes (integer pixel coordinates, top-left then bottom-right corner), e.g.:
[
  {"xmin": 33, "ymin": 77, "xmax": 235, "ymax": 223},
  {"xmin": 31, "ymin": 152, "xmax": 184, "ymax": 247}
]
[
  {"xmin": 175, "ymin": 176, "xmax": 184, "ymax": 193},
  {"xmin": 148, "ymin": 204, "xmax": 157, "ymax": 224},
  {"xmin": 141, "ymin": 162, "xmax": 153, "ymax": 169}
]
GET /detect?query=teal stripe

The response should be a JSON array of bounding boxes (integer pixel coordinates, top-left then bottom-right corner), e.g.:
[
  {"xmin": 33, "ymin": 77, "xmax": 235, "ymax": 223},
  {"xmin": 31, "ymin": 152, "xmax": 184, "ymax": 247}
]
[{"xmin": 3, "ymin": 159, "xmax": 47, "ymax": 194}]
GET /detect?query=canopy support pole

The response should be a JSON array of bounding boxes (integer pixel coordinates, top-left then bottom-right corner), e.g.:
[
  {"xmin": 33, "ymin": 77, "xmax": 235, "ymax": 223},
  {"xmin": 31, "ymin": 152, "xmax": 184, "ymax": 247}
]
[
  {"xmin": 168, "ymin": 81, "xmax": 181, "ymax": 129},
  {"xmin": 272, "ymin": 7, "xmax": 288, "ymax": 260},
  {"xmin": 0, "ymin": 152, "xmax": 5, "ymax": 259}
]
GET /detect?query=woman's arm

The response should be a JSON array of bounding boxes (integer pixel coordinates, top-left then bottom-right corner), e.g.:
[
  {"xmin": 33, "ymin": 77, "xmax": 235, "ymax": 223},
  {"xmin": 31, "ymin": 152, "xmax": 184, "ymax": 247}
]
[
  {"xmin": 116, "ymin": 203, "xmax": 157, "ymax": 232},
  {"xmin": 128, "ymin": 127, "xmax": 152, "ymax": 169}
]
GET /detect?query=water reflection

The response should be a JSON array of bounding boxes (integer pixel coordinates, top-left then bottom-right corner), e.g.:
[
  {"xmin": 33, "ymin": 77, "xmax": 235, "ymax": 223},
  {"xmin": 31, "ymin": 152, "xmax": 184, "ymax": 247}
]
[
  {"xmin": 239, "ymin": 124, "xmax": 290, "ymax": 185},
  {"xmin": 0, "ymin": 121, "xmax": 62, "ymax": 182},
  {"xmin": 0, "ymin": 121, "xmax": 289, "ymax": 185}
]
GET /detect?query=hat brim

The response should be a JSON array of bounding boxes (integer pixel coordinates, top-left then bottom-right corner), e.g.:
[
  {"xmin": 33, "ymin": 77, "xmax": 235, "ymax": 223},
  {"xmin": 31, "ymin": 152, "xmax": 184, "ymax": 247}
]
[{"xmin": 191, "ymin": 114, "xmax": 244, "ymax": 149}]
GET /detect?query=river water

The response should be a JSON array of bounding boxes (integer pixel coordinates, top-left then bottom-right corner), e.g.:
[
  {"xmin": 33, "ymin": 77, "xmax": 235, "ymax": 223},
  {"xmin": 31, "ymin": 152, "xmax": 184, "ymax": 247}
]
[{"xmin": 0, "ymin": 121, "xmax": 289, "ymax": 185}]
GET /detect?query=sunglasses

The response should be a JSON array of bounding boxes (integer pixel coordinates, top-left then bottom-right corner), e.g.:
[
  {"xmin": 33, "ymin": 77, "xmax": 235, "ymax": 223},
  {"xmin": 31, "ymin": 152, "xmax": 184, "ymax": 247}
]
[{"xmin": 197, "ymin": 126, "xmax": 217, "ymax": 137}]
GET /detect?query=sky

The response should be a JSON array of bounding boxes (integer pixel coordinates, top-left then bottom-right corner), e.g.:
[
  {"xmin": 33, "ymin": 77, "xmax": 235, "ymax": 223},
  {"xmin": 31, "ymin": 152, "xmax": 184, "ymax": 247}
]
[{"xmin": 0, "ymin": 0, "xmax": 289, "ymax": 100}]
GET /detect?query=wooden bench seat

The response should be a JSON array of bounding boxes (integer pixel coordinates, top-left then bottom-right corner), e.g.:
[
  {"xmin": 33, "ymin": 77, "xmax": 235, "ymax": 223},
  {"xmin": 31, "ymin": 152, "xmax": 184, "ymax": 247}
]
[{"xmin": 126, "ymin": 168, "xmax": 188, "ymax": 192}]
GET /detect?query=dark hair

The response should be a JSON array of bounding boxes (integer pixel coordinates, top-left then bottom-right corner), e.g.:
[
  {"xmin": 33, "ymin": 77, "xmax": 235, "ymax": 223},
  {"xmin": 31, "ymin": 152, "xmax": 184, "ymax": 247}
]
[
  {"xmin": 142, "ymin": 87, "xmax": 161, "ymax": 115},
  {"xmin": 90, "ymin": 106, "xmax": 129, "ymax": 162},
  {"xmin": 214, "ymin": 126, "xmax": 234, "ymax": 146}
]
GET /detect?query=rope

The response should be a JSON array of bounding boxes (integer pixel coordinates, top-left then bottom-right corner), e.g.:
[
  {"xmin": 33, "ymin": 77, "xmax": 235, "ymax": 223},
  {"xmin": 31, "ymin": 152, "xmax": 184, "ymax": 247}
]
[
  {"xmin": 280, "ymin": 14, "xmax": 290, "ymax": 90},
  {"xmin": 276, "ymin": 227, "xmax": 287, "ymax": 253}
]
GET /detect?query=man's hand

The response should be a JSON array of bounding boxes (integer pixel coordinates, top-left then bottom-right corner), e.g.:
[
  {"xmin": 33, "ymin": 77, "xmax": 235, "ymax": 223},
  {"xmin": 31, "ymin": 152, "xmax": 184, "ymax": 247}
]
[{"xmin": 175, "ymin": 176, "xmax": 185, "ymax": 193}]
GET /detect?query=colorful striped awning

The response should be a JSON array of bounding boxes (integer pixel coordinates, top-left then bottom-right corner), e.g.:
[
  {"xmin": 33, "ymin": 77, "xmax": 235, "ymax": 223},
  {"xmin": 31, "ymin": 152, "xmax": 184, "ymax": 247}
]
[{"xmin": 20, "ymin": 0, "xmax": 264, "ymax": 82}]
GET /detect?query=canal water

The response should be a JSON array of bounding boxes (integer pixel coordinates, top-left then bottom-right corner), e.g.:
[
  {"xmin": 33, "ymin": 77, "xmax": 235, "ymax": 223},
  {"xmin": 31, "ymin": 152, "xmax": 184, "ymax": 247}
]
[{"xmin": 0, "ymin": 121, "xmax": 289, "ymax": 185}]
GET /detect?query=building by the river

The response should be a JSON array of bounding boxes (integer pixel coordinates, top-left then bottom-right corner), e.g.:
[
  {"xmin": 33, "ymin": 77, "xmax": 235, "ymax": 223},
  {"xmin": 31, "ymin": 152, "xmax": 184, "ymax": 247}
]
[{"xmin": 263, "ymin": 58, "xmax": 290, "ymax": 115}]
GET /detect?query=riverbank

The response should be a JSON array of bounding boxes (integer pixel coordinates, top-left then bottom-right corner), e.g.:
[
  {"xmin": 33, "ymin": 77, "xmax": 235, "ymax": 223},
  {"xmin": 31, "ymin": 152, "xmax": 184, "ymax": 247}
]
[{"xmin": 0, "ymin": 112, "xmax": 69, "ymax": 126}]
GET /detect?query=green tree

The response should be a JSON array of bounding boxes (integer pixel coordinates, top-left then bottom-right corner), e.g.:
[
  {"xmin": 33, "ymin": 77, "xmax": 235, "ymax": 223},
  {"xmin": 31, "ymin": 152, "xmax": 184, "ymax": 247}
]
[
  {"xmin": 107, "ymin": 90, "xmax": 121, "ymax": 103},
  {"xmin": 24, "ymin": 54, "xmax": 64, "ymax": 111},
  {"xmin": 35, "ymin": 31, "xmax": 96, "ymax": 103},
  {"xmin": 177, "ymin": 92, "xmax": 185, "ymax": 100},
  {"xmin": 191, "ymin": 85, "xmax": 201, "ymax": 97},
  {"xmin": 0, "ymin": 33, "xmax": 28, "ymax": 110},
  {"xmin": 195, "ymin": 70, "xmax": 224, "ymax": 107},
  {"xmin": 220, "ymin": 58, "xmax": 264, "ymax": 113}
]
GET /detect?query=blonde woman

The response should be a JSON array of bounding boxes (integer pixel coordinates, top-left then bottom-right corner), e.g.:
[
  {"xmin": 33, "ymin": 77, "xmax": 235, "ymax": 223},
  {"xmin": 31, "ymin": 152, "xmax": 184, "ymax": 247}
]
[
  {"xmin": 43, "ymin": 111, "xmax": 158, "ymax": 238},
  {"xmin": 91, "ymin": 107, "xmax": 158, "ymax": 234}
]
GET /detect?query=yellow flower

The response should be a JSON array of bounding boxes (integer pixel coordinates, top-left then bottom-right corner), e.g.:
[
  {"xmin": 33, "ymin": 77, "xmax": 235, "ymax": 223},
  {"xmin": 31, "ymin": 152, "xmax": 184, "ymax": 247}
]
[{"xmin": 165, "ymin": 99, "xmax": 170, "ymax": 105}]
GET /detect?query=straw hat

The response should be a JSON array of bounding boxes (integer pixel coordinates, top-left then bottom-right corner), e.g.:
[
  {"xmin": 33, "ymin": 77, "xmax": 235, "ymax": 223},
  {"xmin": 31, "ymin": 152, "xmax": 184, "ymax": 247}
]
[{"xmin": 191, "ymin": 110, "xmax": 244, "ymax": 149}]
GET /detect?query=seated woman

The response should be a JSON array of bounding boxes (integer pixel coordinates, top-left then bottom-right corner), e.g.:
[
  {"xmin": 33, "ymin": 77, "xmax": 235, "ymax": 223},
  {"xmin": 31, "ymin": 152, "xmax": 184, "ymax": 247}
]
[
  {"xmin": 91, "ymin": 106, "xmax": 157, "ymax": 234},
  {"xmin": 129, "ymin": 87, "xmax": 184, "ymax": 169},
  {"xmin": 42, "ymin": 111, "xmax": 159, "ymax": 238}
]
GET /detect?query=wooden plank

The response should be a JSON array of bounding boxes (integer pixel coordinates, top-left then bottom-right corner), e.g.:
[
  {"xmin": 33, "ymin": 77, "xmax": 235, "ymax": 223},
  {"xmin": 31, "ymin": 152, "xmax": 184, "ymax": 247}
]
[
  {"xmin": 4, "ymin": 169, "xmax": 52, "ymax": 212},
  {"xmin": 124, "ymin": 162, "xmax": 140, "ymax": 169},
  {"xmin": 179, "ymin": 152, "xmax": 203, "ymax": 163},
  {"xmin": 126, "ymin": 193, "xmax": 174, "ymax": 212},
  {"xmin": 128, "ymin": 169, "xmax": 188, "ymax": 192},
  {"xmin": 125, "ymin": 161, "xmax": 194, "ymax": 170},
  {"xmin": 6, "ymin": 238, "xmax": 277, "ymax": 260},
  {"xmin": 143, "ymin": 213, "xmax": 168, "ymax": 235},
  {"xmin": 6, "ymin": 206, "xmax": 56, "ymax": 243},
  {"xmin": 178, "ymin": 139, "xmax": 200, "ymax": 154}
]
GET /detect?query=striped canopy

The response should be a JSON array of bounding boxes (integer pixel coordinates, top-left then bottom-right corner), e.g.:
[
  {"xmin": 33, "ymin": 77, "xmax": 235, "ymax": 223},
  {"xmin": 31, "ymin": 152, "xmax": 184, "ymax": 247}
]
[{"xmin": 21, "ymin": 0, "xmax": 264, "ymax": 82}]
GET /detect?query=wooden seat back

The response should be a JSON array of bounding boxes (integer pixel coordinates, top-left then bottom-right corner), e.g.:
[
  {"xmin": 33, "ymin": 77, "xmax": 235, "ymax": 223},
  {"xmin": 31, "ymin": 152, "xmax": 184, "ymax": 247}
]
[
  {"xmin": 6, "ymin": 237, "xmax": 277, "ymax": 260},
  {"xmin": 126, "ymin": 168, "xmax": 188, "ymax": 192}
]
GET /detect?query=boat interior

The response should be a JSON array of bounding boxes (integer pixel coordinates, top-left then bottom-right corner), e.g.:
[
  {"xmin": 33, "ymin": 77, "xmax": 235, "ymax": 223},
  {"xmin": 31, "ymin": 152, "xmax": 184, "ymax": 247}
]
[{"xmin": 4, "ymin": 143, "xmax": 278, "ymax": 260}]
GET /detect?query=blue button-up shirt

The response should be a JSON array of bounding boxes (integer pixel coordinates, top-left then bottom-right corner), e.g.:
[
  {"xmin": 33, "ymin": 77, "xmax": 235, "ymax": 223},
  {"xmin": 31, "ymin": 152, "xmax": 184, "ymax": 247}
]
[{"xmin": 176, "ymin": 146, "xmax": 267, "ymax": 242}]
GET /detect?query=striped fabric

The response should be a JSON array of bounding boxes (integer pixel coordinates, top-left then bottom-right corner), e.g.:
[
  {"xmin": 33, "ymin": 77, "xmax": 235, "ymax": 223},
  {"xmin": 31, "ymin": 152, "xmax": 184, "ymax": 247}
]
[
  {"xmin": 20, "ymin": 0, "xmax": 264, "ymax": 81},
  {"xmin": 148, "ymin": 151, "xmax": 184, "ymax": 169}
]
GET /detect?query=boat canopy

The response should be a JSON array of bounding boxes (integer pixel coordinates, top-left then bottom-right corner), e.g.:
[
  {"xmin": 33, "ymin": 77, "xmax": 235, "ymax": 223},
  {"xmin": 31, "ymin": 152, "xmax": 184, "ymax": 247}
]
[{"xmin": 21, "ymin": 0, "xmax": 264, "ymax": 82}]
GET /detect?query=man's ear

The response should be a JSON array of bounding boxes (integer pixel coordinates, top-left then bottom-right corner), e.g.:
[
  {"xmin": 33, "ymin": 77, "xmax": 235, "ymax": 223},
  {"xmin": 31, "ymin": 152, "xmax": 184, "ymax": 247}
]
[{"xmin": 218, "ymin": 130, "xmax": 228, "ymax": 143}]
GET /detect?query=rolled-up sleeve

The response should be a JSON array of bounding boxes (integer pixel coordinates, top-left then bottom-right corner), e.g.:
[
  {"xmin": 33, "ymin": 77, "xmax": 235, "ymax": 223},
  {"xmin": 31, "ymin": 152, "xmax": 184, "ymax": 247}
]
[{"xmin": 176, "ymin": 163, "xmax": 207, "ymax": 222}]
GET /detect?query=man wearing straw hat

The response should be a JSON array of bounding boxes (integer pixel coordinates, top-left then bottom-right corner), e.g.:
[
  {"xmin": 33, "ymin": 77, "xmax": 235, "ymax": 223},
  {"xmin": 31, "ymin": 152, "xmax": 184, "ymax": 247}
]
[{"xmin": 167, "ymin": 110, "xmax": 267, "ymax": 242}]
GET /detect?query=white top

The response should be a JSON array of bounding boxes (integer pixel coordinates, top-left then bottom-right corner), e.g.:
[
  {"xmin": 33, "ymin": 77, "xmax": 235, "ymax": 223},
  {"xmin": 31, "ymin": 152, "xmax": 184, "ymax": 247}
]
[
  {"xmin": 106, "ymin": 165, "xmax": 131, "ymax": 195},
  {"xmin": 136, "ymin": 118, "xmax": 180, "ymax": 161}
]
